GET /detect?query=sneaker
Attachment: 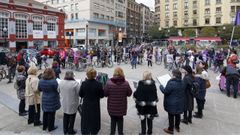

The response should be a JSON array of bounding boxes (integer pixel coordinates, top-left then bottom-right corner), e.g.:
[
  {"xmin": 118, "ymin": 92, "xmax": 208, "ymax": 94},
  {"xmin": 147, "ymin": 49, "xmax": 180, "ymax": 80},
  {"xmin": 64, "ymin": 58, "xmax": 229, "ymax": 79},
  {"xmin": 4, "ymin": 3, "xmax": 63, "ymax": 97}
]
[{"xmin": 193, "ymin": 114, "xmax": 203, "ymax": 119}]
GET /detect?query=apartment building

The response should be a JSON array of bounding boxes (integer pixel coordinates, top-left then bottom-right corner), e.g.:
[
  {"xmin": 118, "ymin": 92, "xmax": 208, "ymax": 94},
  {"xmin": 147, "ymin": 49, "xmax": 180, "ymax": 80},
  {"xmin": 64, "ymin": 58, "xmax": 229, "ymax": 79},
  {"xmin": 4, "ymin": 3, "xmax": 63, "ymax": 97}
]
[
  {"xmin": 0, "ymin": 0, "xmax": 65, "ymax": 51},
  {"xmin": 39, "ymin": 0, "xmax": 127, "ymax": 47},
  {"xmin": 154, "ymin": 0, "xmax": 160, "ymax": 26},
  {"xmin": 159, "ymin": 0, "xmax": 240, "ymax": 29},
  {"xmin": 126, "ymin": 0, "xmax": 141, "ymax": 41},
  {"xmin": 140, "ymin": 3, "xmax": 153, "ymax": 35}
]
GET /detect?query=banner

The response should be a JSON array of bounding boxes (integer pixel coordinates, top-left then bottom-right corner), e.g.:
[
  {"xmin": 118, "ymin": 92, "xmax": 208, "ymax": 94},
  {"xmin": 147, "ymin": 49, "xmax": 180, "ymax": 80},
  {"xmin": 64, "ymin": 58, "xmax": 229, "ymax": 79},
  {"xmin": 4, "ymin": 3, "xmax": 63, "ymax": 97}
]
[{"xmin": 235, "ymin": 10, "xmax": 240, "ymax": 26}]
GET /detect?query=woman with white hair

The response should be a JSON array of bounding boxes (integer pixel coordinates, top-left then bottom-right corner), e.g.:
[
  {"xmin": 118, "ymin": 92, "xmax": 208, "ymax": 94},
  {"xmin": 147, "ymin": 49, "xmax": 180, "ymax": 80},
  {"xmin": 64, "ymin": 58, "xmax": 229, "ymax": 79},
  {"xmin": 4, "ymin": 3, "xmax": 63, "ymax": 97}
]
[
  {"xmin": 133, "ymin": 71, "xmax": 158, "ymax": 135},
  {"xmin": 59, "ymin": 71, "xmax": 81, "ymax": 134}
]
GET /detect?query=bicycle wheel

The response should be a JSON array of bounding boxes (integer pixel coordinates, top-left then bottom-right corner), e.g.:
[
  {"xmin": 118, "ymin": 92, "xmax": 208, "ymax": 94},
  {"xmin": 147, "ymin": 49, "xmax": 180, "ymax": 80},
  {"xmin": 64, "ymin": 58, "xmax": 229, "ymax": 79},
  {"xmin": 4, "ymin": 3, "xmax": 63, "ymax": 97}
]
[
  {"xmin": 107, "ymin": 60, "xmax": 113, "ymax": 68},
  {"xmin": 1, "ymin": 70, "xmax": 7, "ymax": 79},
  {"xmin": 94, "ymin": 61, "xmax": 102, "ymax": 68},
  {"xmin": 124, "ymin": 59, "xmax": 129, "ymax": 64}
]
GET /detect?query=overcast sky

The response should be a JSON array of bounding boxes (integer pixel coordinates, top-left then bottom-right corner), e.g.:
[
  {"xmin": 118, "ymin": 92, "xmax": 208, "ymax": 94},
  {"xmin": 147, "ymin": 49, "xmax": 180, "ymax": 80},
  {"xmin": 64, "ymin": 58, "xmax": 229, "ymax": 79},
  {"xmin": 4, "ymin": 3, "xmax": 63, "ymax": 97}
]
[{"xmin": 136, "ymin": 0, "xmax": 154, "ymax": 11}]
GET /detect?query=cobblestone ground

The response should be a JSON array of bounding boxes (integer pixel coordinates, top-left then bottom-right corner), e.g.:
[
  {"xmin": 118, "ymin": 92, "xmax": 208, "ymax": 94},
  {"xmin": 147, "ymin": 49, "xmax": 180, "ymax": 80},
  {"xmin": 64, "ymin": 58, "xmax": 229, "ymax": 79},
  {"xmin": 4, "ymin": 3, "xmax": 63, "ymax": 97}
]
[{"xmin": 0, "ymin": 60, "xmax": 240, "ymax": 135}]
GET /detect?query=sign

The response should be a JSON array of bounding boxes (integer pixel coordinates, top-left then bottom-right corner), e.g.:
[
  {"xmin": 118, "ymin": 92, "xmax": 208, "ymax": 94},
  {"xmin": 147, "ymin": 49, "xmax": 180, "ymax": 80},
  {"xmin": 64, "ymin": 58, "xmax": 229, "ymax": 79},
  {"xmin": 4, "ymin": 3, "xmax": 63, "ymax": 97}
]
[
  {"xmin": 33, "ymin": 31, "xmax": 43, "ymax": 38},
  {"xmin": 48, "ymin": 31, "xmax": 56, "ymax": 38},
  {"xmin": 157, "ymin": 74, "xmax": 171, "ymax": 87}
]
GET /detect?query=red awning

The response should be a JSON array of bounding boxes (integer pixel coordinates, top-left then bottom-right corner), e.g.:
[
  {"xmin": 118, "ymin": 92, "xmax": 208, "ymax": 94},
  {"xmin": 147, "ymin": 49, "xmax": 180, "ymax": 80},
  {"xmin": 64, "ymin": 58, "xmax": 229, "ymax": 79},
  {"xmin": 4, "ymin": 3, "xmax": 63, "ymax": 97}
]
[
  {"xmin": 168, "ymin": 37, "xmax": 190, "ymax": 41},
  {"xmin": 194, "ymin": 37, "xmax": 221, "ymax": 42}
]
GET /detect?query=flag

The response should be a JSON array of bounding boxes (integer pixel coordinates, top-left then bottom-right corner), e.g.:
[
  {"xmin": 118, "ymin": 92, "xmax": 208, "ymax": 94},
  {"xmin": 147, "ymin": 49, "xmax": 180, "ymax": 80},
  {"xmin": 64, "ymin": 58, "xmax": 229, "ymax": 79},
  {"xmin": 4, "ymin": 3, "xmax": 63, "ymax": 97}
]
[{"xmin": 235, "ymin": 10, "xmax": 240, "ymax": 25}]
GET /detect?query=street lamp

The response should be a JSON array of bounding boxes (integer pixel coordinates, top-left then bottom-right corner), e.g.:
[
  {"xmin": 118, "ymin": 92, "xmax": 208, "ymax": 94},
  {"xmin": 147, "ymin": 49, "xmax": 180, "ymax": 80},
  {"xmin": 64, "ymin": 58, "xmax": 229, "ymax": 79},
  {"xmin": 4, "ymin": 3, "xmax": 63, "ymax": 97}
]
[
  {"xmin": 86, "ymin": 23, "xmax": 89, "ymax": 50},
  {"xmin": 3, "ymin": 27, "xmax": 7, "ymax": 48}
]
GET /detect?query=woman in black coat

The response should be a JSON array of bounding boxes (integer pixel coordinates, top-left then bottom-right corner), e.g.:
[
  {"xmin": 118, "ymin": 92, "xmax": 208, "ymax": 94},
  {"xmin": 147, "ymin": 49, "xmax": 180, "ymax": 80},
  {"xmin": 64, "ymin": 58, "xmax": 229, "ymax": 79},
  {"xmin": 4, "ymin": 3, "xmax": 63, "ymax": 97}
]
[
  {"xmin": 160, "ymin": 69, "xmax": 185, "ymax": 134},
  {"xmin": 134, "ymin": 71, "xmax": 158, "ymax": 135},
  {"xmin": 79, "ymin": 68, "xmax": 104, "ymax": 134},
  {"xmin": 181, "ymin": 65, "xmax": 194, "ymax": 124}
]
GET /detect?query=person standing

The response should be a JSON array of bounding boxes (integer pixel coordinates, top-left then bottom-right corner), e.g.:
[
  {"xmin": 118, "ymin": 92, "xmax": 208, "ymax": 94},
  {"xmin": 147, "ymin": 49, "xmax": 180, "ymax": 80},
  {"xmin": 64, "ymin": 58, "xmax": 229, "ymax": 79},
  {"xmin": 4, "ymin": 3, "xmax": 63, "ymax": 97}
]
[
  {"xmin": 52, "ymin": 61, "xmax": 61, "ymax": 79},
  {"xmin": 160, "ymin": 69, "xmax": 185, "ymax": 134},
  {"xmin": 147, "ymin": 50, "xmax": 153, "ymax": 67},
  {"xmin": 193, "ymin": 66, "xmax": 208, "ymax": 118},
  {"xmin": 134, "ymin": 71, "xmax": 158, "ymax": 135},
  {"xmin": 7, "ymin": 54, "xmax": 17, "ymax": 83},
  {"xmin": 38, "ymin": 68, "xmax": 61, "ymax": 132},
  {"xmin": 104, "ymin": 67, "xmax": 132, "ymax": 135},
  {"xmin": 25, "ymin": 65, "xmax": 42, "ymax": 126},
  {"xmin": 131, "ymin": 49, "xmax": 137, "ymax": 69},
  {"xmin": 79, "ymin": 68, "xmax": 104, "ymax": 134},
  {"xmin": 181, "ymin": 65, "xmax": 194, "ymax": 124},
  {"xmin": 59, "ymin": 71, "xmax": 81, "ymax": 135},
  {"xmin": 15, "ymin": 65, "xmax": 27, "ymax": 116}
]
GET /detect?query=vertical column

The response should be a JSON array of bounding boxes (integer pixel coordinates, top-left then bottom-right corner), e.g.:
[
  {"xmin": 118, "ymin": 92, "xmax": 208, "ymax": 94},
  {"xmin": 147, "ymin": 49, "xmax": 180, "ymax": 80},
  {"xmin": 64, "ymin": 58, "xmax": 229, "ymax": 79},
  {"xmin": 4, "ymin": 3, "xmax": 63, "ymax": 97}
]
[
  {"xmin": 9, "ymin": 17, "xmax": 16, "ymax": 51},
  {"xmin": 43, "ymin": 21, "xmax": 48, "ymax": 47},
  {"xmin": 28, "ymin": 20, "xmax": 34, "ymax": 48}
]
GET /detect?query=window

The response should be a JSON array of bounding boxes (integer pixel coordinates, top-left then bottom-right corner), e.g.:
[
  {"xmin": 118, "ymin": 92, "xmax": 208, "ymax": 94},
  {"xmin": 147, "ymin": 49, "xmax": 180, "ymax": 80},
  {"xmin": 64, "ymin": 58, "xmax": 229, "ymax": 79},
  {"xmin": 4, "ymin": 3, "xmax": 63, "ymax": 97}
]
[
  {"xmin": 184, "ymin": 2, "xmax": 188, "ymax": 9},
  {"xmin": 165, "ymin": 5, "xmax": 169, "ymax": 11},
  {"xmin": 16, "ymin": 19, "xmax": 27, "ymax": 38},
  {"xmin": 216, "ymin": 17, "xmax": 221, "ymax": 24},
  {"xmin": 216, "ymin": 7, "xmax": 221, "ymax": 13},
  {"xmin": 75, "ymin": 13, "xmax": 78, "ymax": 19},
  {"xmin": 184, "ymin": 11, "xmax": 188, "ymax": 16},
  {"xmin": 100, "ymin": 14, "xmax": 104, "ymax": 19},
  {"xmin": 71, "ymin": 4, "xmax": 74, "ymax": 10},
  {"xmin": 193, "ymin": 10, "xmax": 197, "ymax": 15},
  {"xmin": 165, "ymin": 21, "xmax": 169, "ymax": 27},
  {"xmin": 47, "ymin": 23, "xmax": 56, "ymax": 31},
  {"xmin": 205, "ymin": 8, "xmax": 210, "ymax": 14},
  {"xmin": 231, "ymin": 6, "xmax": 235, "ymax": 13},
  {"xmin": 216, "ymin": 0, "xmax": 221, "ymax": 4},
  {"xmin": 205, "ymin": 18, "xmax": 210, "ymax": 24},
  {"xmin": 184, "ymin": 20, "xmax": 188, "ymax": 25},
  {"xmin": 93, "ymin": 13, "xmax": 99, "ymax": 19},
  {"xmin": 165, "ymin": 12, "xmax": 169, "ymax": 18},
  {"xmin": 173, "ymin": 20, "xmax": 177, "ymax": 26},
  {"xmin": 75, "ymin": 3, "xmax": 78, "ymax": 10},
  {"xmin": 173, "ymin": 12, "xmax": 177, "ymax": 17},
  {"xmin": 0, "ymin": 12, "xmax": 9, "ymax": 38},
  {"xmin": 71, "ymin": 13, "xmax": 74, "ymax": 20},
  {"xmin": 193, "ymin": 1, "xmax": 197, "ymax": 8},
  {"xmin": 205, "ymin": 0, "xmax": 210, "ymax": 5},
  {"xmin": 173, "ymin": 3, "xmax": 177, "ymax": 10},
  {"xmin": 193, "ymin": 19, "xmax": 197, "ymax": 26},
  {"xmin": 33, "ymin": 16, "xmax": 43, "ymax": 31}
]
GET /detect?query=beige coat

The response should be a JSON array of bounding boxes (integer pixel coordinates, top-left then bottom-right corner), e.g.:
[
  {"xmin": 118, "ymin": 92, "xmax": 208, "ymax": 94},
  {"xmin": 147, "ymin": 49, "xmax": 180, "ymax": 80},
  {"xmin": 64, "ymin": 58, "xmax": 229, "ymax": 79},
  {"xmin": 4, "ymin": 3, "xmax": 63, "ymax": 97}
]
[{"xmin": 25, "ymin": 75, "xmax": 41, "ymax": 105}]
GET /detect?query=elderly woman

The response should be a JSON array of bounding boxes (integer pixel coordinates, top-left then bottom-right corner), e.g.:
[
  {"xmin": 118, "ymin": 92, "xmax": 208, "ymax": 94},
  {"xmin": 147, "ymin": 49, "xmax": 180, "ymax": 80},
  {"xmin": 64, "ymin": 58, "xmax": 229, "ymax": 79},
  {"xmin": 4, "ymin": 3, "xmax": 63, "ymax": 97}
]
[
  {"xmin": 104, "ymin": 67, "xmax": 132, "ymax": 135},
  {"xmin": 160, "ymin": 69, "xmax": 185, "ymax": 134},
  {"xmin": 133, "ymin": 71, "xmax": 158, "ymax": 135},
  {"xmin": 38, "ymin": 68, "xmax": 61, "ymax": 132},
  {"xmin": 25, "ymin": 65, "xmax": 42, "ymax": 126},
  {"xmin": 79, "ymin": 68, "xmax": 104, "ymax": 134},
  {"xmin": 15, "ymin": 65, "xmax": 27, "ymax": 116},
  {"xmin": 193, "ymin": 65, "xmax": 208, "ymax": 118},
  {"xmin": 59, "ymin": 71, "xmax": 80, "ymax": 134}
]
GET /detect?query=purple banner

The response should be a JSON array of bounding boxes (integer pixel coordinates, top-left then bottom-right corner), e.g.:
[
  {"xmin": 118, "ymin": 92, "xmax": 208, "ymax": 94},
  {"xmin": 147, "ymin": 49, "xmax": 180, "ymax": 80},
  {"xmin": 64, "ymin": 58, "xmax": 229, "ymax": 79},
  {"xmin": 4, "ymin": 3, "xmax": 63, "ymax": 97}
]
[{"xmin": 235, "ymin": 10, "xmax": 240, "ymax": 25}]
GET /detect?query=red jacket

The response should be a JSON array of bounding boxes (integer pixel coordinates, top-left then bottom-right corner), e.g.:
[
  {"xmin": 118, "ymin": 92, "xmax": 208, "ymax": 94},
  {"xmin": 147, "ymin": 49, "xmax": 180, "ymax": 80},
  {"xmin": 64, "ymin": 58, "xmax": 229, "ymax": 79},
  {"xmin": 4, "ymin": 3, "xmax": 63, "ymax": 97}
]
[{"xmin": 104, "ymin": 77, "xmax": 132, "ymax": 116}]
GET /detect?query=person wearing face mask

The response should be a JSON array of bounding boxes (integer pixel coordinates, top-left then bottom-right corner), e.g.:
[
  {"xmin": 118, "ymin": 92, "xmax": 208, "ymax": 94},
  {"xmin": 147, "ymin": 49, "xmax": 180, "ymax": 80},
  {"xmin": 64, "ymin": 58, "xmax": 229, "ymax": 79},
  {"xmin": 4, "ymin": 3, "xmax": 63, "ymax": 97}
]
[
  {"xmin": 160, "ymin": 69, "xmax": 185, "ymax": 134},
  {"xmin": 181, "ymin": 65, "xmax": 194, "ymax": 124}
]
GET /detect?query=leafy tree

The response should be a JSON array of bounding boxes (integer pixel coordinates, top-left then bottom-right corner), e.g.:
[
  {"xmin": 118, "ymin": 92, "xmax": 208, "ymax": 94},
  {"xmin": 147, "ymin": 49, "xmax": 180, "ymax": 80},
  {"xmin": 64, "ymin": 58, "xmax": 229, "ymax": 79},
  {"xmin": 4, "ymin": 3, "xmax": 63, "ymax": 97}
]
[
  {"xmin": 199, "ymin": 27, "xmax": 217, "ymax": 37},
  {"xmin": 168, "ymin": 27, "xmax": 178, "ymax": 37},
  {"xmin": 148, "ymin": 25, "xmax": 161, "ymax": 39},
  {"xmin": 218, "ymin": 24, "xmax": 240, "ymax": 41},
  {"xmin": 182, "ymin": 28, "xmax": 196, "ymax": 37}
]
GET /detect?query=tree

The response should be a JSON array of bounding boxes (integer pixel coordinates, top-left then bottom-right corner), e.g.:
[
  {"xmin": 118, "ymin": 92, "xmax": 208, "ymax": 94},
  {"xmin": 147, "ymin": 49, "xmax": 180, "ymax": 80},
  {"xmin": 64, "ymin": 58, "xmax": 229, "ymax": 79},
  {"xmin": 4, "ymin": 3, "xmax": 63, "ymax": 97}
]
[
  {"xmin": 148, "ymin": 25, "xmax": 161, "ymax": 39},
  {"xmin": 182, "ymin": 28, "xmax": 196, "ymax": 37},
  {"xmin": 218, "ymin": 24, "xmax": 240, "ymax": 41},
  {"xmin": 168, "ymin": 27, "xmax": 178, "ymax": 37},
  {"xmin": 199, "ymin": 27, "xmax": 217, "ymax": 37}
]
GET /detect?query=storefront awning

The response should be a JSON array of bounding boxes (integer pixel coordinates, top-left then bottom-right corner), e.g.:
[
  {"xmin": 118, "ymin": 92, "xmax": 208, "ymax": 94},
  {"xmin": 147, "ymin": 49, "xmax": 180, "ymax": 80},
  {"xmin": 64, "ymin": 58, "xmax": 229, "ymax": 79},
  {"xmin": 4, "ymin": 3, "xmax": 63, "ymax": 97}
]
[
  {"xmin": 194, "ymin": 37, "xmax": 222, "ymax": 42},
  {"xmin": 168, "ymin": 37, "xmax": 190, "ymax": 41}
]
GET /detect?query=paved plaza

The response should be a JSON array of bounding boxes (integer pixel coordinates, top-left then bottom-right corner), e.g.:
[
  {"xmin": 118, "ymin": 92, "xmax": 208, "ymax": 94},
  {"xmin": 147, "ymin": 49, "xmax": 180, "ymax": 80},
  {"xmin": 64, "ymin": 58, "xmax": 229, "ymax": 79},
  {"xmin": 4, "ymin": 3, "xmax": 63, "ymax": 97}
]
[{"xmin": 0, "ymin": 62, "xmax": 240, "ymax": 135}]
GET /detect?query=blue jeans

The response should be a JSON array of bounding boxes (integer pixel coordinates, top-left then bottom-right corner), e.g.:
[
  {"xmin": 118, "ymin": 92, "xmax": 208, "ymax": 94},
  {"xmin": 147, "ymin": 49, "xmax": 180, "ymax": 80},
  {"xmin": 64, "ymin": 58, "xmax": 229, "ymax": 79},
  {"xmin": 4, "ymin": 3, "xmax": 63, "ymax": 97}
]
[{"xmin": 226, "ymin": 75, "xmax": 239, "ymax": 97}]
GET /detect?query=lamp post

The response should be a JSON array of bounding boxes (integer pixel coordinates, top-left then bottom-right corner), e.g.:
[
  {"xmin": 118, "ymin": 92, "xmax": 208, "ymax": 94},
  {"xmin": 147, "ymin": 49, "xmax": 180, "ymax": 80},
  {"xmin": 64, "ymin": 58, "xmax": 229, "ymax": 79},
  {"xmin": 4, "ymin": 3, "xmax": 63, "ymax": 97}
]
[
  {"xmin": 86, "ymin": 23, "xmax": 89, "ymax": 50},
  {"xmin": 3, "ymin": 27, "xmax": 7, "ymax": 48}
]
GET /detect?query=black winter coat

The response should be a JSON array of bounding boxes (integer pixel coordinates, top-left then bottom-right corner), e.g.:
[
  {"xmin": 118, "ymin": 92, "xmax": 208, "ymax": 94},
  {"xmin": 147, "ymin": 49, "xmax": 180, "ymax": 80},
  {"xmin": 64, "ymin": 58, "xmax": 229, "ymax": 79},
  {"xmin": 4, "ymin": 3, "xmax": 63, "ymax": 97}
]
[
  {"xmin": 183, "ymin": 74, "xmax": 194, "ymax": 111},
  {"xmin": 79, "ymin": 79, "xmax": 104, "ymax": 134},
  {"xmin": 133, "ymin": 80, "xmax": 158, "ymax": 116},
  {"xmin": 160, "ymin": 78, "xmax": 185, "ymax": 115},
  {"xmin": 195, "ymin": 76, "xmax": 206, "ymax": 100}
]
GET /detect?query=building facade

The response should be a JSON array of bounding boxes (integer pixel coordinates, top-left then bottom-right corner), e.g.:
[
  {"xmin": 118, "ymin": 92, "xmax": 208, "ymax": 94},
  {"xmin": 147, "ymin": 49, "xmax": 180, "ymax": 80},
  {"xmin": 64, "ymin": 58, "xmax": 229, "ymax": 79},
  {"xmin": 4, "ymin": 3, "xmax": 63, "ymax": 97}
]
[
  {"xmin": 126, "ymin": 0, "xmax": 141, "ymax": 42},
  {"xmin": 140, "ymin": 3, "xmax": 154, "ymax": 40},
  {"xmin": 154, "ymin": 0, "xmax": 160, "ymax": 26},
  {"xmin": 159, "ymin": 0, "xmax": 240, "ymax": 29},
  {"xmin": 0, "ymin": 0, "xmax": 65, "ymax": 52},
  {"xmin": 39, "ymin": 0, "xmax": 127, "ymax": 47}
]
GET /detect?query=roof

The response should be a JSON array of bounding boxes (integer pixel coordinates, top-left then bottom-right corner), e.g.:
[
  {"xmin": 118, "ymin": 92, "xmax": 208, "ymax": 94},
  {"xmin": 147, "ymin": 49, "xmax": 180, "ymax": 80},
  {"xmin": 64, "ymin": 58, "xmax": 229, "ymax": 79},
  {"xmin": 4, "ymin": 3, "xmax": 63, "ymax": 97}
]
[
  {"xmin": 10, "ymin": 0, "xmax": 61, "ymax": 13},
  {"xmin": 194, "ymin": 37, "xmax": 222, "ymax": 41},
  {"xmin": 168, "ymin": 37, "xmax": 190, "ymax": 41}
]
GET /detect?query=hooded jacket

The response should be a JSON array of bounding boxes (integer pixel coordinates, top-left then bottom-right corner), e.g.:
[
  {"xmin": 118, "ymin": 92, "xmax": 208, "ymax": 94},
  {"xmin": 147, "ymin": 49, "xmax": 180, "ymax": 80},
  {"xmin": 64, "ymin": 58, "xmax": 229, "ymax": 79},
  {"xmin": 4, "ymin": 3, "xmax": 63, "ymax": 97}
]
[
  {"xmin": 104, "ymin": 76, "xmax": 132, "ymax": 116},
  {"xmin": 133, "ymin": 80, "xmax": 158, "ymax": 116}
]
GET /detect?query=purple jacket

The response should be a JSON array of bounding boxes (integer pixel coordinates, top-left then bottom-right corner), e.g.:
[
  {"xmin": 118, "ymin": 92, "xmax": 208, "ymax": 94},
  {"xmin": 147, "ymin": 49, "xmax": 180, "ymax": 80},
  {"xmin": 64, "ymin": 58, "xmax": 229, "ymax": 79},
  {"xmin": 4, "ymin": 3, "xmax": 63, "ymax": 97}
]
[{"xmin": 104, "ymin": 77, "xmax": 132, "ymax": 116}]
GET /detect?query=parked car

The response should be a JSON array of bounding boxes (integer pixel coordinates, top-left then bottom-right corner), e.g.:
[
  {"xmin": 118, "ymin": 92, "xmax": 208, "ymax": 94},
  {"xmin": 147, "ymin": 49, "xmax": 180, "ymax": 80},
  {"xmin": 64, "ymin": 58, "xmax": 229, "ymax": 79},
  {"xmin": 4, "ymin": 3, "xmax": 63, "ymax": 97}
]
[{"xmin": 40, "ymin": 48, "xmax": 57, "ymax": 57}]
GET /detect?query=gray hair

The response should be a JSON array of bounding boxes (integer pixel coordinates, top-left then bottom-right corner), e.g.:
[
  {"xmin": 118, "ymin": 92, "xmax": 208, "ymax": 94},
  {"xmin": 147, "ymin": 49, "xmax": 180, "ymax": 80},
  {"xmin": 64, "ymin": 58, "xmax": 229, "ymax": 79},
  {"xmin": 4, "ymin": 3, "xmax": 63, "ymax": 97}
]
[{"xmin": 64, "ymin": 71, "xmax": 75, "ymax": 80}]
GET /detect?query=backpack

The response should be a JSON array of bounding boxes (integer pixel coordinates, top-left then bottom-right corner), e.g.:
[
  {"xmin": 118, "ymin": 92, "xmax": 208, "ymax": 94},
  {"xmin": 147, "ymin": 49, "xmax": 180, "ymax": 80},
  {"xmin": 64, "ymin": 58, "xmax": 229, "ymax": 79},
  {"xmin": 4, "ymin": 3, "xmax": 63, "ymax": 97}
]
[{"xmin": 191, "ymin": 81, "xmax": 199, "ymax": 95}]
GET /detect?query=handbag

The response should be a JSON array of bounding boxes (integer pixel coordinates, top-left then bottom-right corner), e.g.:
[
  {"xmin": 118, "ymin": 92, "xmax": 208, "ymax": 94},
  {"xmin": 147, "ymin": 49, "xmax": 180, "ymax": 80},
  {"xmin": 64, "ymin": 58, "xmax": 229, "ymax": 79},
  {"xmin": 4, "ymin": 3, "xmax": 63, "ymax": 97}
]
[
  {"xmin": 77, "ymin": 98, "xmax": 83, "ymax": 116},
  {"xmin": 205, "ymin": 80, "xmax": 211, "ymax": 89}
]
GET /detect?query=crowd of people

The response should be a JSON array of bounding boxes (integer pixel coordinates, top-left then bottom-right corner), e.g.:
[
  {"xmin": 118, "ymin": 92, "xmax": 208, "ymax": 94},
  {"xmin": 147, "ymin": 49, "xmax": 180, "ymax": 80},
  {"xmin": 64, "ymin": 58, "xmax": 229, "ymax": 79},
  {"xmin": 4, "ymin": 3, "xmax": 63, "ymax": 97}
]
[{"xmin": 0, "ymin": 43, "xmax": 239, "ymax": 134}]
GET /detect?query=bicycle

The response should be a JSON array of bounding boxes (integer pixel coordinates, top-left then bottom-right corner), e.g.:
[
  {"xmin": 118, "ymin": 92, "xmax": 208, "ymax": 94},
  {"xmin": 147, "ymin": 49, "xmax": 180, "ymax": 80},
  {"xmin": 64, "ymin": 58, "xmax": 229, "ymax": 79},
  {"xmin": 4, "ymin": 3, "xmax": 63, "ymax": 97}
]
[
  {"xmin": 0, "ymin": 67, "xmax": 7, "ymax": 81},
  {"xmin": 94, "ymin": 57, "xmax": 113, "ymax": 68}
]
